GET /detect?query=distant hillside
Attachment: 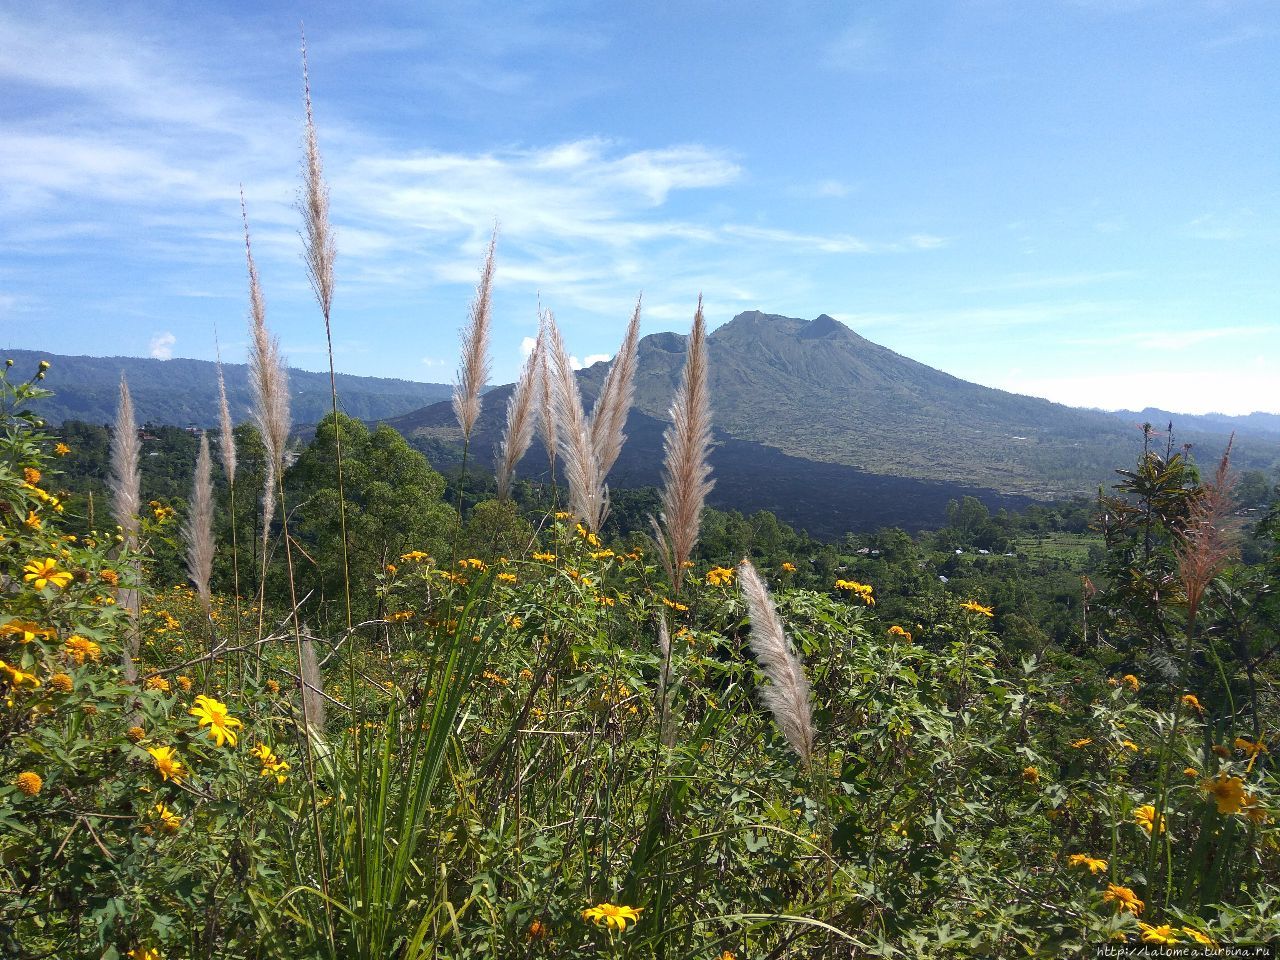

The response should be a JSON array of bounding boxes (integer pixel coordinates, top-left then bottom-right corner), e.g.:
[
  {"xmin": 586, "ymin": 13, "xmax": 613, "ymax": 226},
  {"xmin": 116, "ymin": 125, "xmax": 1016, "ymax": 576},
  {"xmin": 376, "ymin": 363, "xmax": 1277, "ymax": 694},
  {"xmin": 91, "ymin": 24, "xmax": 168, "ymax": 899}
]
[
  {"xmin": 2, "ymin": 350, "xmax": 453, "ymax": 427},
  {"xmin": 1110, "ymin": 407, "xmax": 1280, "ymax": 441},
  {"xmin": 379, "ymin": 311, "xmax": 1278, "ymax": 537}
]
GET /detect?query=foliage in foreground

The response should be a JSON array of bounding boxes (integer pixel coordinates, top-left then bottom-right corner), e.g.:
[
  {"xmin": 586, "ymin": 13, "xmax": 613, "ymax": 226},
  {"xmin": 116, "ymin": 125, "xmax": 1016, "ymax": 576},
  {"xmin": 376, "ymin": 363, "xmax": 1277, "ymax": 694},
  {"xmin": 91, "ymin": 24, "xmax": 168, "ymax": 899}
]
[{"xmin": 2, "ymin": 367, "xmax": 1279, "ymax": 959}]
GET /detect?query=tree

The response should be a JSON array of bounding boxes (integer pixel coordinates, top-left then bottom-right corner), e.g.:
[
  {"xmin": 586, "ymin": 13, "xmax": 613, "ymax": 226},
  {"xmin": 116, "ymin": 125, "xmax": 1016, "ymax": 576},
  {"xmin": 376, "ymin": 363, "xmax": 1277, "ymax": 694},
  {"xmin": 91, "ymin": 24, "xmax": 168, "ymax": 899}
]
[{"xmin": 288, "ymin": 413, "xmax": 456, "ymax": 624}]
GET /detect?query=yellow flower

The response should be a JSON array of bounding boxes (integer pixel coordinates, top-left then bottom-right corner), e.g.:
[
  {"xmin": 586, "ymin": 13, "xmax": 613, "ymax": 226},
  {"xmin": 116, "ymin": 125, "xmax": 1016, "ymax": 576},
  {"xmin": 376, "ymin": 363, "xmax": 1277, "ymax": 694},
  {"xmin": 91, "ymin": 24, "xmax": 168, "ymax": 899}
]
[
  {"xmin": 1066, "ymin": 853, "xmax": 1108, "ymax": 875},
  {"xmin": 15, "ymin": 771, "xmax": 42, "ymax": 796},
  {"xmin": 189, "ymin": 694, "xmax": 243, "ymax": 747},
  {"xmin": 1120, "ymin": 739, "xmax": 1140, "ymax": 753},
  {"xmin": 387, "ymin": 610, "xmax": 414, "ymax": 622},
  {"xmin": 661, "ymin": 597, "xmax": 689, "ymax": 612},
  {"xmin": 145, "ymin": 676, "xmax": 171, "ymax": 692},
  {"xmin": 527, "ymin": 919, "xmax": 551, "ymax": 941},
  {"xmin": 147, "ymin": 745, "xmax": 186, "ymax": 783},
  {"xmin": 399, "ymin": 550, "xmax": 431, "ymax": 562},
  {"xmin": 1181, "ymin": 927, "xmax": 1216, "ymax": 948},
  {"xmin": 887, "ymin": 625, "xmax": 913, "ymax": 642},
  {"xmin": 1204, "ymin": 774, "xmax": 1245, "ymax": 815},
  {"xmin": 49, "ymin": 672, "xmax": 74, "ymax": 693},
  {"xmin": 1234, "ymin": 736, "xmax": 1268, "ymax": 758},
  {"xmin": 458, "ymin": 557, "xmax": 487, "ymax": 571},
  {"xmin": 1, "ymin": 619, "xmax": 55, "ymax": 644},
  {"xmin": 1137, "ymin": 923, "xmax": 1179, "ymax": 945},
  {"xmin": 23, "ymin": 510, "xmax": 41, "ymax": 530},
  {"xmin": 1070, "ymin": 738, "xmax": 1092, "ymax": 749},
  {"xmin": 1180, "ymin": 693, "xmax": 1204, "ymax": 714},
  {"xmin": 1133, "ymin": 805, "xmax": 1164, "ymax": 835},
  {"xmin": 176, "ymin": 675, "xmax": 192, "ymax": 692},
  {"xmin": 1242, "ymin": 792, "xmax": 1268, "ymax": 825},
  {"xmin": 251, "ymin": 743, "xmax": 290, "ymax": 784},
  {"xmin": 99, "ymin": 568, "xmax": 120, "ymax": 586},
  {"xmin": 1102, "ymin": 883, "xmax": 1144, "ymax": 915},
  {"xmin": 23, "ymin": 467, "xmax": 41, "ymax": 485},
  {"xmin": 533, "ymin": 551, "xmax": 556, "ymax": 562},
  {"xmin": 1021, "ymin": 766, "xmax": 1040, "ymax": 785},
  {"xmin": 266, "ymin": 679, "xmax": 280, "ymax": 694},
  {"xmin": 0, "ymin": 660, "xmax": 42, "ymax": 689},
  {"xmin": 509, "ymin": 615, "xmax": 523, "ymax": 630},
  {"xmin": 582, "ymin": 902, "xmax": 643, "ymax": 931},
  {"xmin": 127, "ymin": 948, "xmax": 162, "ymax": 960},
  {"xmin": 781, "ymin": 561, "xmax": 797, "ymax": 573},
  {"xmin": 1121, "ymin": 674, "xmax": 1140, "ymax": 692},
  {"xmin": 153, "ymin": 803, "xmax": 182, "ymax": 833},
  {"xmin": 835, "ymin": 580, "xmax": 875, "ymax": 604},
  {"xmin": 1184, "ymin": 766, "xmax": 1199, "ymax": 778},
  {"xmin": 496, "ymin": 572, "xmax": 517, "ymax": 585},
  {"xmin": 127, "ymin": 726, "xmax": 147, "ymax": 742},
  {"xmin": 959, "ymin": 600, "xmax": 994, "ymax": 617},
  {"xmin": 23, "ymin": 558, "xmax": 73, "ymax": 591},
  {"xmin": 705, "ymin": 566, "xmax": 735, "ymax": 587},
  {"xmin": 54, "ymin": 442, "xmax": 71, "ymax": 456}
]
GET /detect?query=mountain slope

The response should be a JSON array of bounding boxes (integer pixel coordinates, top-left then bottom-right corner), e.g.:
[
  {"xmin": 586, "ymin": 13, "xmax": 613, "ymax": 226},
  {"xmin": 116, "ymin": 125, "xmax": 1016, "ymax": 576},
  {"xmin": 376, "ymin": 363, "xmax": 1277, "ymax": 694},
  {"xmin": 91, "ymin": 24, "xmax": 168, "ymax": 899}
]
[
  {"xmin": 379, "ymin": 311, "xmax": 1276, "ymax": 536},
  {"xmin": 2, "ymin": 350, "xmax": 453, "ymax": 427}
]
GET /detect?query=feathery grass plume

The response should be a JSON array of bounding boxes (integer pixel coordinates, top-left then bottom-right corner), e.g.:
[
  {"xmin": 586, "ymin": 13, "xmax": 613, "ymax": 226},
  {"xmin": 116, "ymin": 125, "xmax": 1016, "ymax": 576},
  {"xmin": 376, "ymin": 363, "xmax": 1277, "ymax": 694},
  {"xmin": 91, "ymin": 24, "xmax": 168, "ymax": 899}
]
[
  {"xmin": 495, "ymin": 332, "xmax": 542, "ymax": 500},
  {"xmin": 658, "ymin": 297, "xmax": 713, "ymax": 591},
  {"xmin": 1176, "ymin": 434, "xmax": 1239, "ymax": 627},
  {"xmin": 533, "ymin": 314, "xmax": 558, "ymax": 473},
  {"xmin": 737, "ymin": 559, "xmax": 814, "ymax": 763},
  {"xmin": 299, "ymin": 634, "xmax": 326, "ymax": 736},
  {"xmin": 183, "ymin": 433, "xmax": 215, "ymax": 615},
  {"xmin": 243, "ymin": 195, "xmax": 291, "ymax": 538},
  {"xmin": 589, "ymin": 296, "xmax": 642, "ymax": 480},
  {"xmin": 546, "ymin": 311, "xmax": 608, "ymax": 530},
  {"xmin": 109, "ymin": 374, "xmax": 142, "ymax": 681},
  {"xmin": 300, "ymin": 36, "xmax": 335, "ymax": 324},
  {"xmin": 215, "ymin": 355, "xmax": 237, "ymax": 485},
  {"xmin": 453, "ymin": 228, "xmax": 496, "ymax": 439},
  {"xmin": 109, "ymin": 374, "xmax": 141, "ymax": 548}
]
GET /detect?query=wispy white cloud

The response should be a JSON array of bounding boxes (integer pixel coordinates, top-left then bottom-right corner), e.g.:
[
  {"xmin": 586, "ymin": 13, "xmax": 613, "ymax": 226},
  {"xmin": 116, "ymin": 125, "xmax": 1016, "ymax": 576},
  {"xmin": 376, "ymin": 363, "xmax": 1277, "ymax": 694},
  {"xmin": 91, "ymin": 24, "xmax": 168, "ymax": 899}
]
[
  {"xmin": 0, "ymin": 9, "xmax": 949, "ymax": 384},
  {"xmin": 149, "ymin": 331, "xmax": 176, "ymax": 360},
  {"xmin": 833, "ymin": 299, "xmax": 1131, "ymax": 334},
  {"xmin": 785, "ymin": 179, "xmax": 854, "ymax": 200},
  {"xmin": 821, "ymin": 21, "xmax": 887, "ymax": 73},
  {"xmin": 1204, "ymin": 24, "xmax": 1273, "ymax": 49},
  {"xmin": 1061, "ymin": 324, "xmax": 1273, "ymax": 351},
  {"xmin": 961, "ymin": 270, "xmax": 1136, "ymax": 294}
]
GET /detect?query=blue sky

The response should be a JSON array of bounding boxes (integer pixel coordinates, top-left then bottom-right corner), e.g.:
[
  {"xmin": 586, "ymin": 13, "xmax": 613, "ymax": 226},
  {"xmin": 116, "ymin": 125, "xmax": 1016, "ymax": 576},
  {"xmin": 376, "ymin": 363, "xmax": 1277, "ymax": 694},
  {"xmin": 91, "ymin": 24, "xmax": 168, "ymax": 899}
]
[{"xmin": 1, "ymin": 0, "xmax": 1277, "ymax": 414}]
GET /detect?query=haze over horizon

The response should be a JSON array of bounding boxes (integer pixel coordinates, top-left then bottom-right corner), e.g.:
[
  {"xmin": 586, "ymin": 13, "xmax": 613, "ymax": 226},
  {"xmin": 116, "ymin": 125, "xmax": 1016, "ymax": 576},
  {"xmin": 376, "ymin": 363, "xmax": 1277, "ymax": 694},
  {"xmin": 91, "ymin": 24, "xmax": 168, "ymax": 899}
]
[{"xmin": 1, "ymin": 1, "xmax": 1277, "ymax": 415}]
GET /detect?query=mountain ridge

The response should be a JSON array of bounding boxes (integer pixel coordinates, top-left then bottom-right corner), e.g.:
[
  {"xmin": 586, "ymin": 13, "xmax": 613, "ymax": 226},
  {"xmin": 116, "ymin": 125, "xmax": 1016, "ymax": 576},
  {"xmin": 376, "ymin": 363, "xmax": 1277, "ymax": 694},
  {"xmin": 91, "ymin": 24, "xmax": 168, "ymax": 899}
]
[
  {"xmin": 1, "ymin": 349, "xmax": 454, "ymax": 427},
  {"xmin": 377, "ymin": 310, "xmax": 1278, "ymax": 535}
]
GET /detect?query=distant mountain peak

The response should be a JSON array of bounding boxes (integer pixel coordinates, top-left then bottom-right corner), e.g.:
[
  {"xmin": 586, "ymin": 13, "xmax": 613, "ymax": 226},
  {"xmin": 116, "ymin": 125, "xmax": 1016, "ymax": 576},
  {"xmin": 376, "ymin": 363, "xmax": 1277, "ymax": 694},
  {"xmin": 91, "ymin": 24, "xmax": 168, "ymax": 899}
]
[{"xmin": 797, "ymin": 314, "xmax": 850, "ymax": 340}]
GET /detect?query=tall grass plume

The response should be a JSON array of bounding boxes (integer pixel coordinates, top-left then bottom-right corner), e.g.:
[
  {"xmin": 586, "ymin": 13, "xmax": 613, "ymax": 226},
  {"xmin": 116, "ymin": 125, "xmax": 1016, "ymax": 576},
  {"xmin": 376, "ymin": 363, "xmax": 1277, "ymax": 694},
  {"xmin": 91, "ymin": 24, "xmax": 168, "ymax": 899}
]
[
  {"xmin": 109, "ymin": 373, "xmax": 142, "ymax": 680},
  {"xmin": 495, "ymin": 331, "xmax": 542, "ymax": 500},
  {"xmin": 737, "ymin": 558, "xmax": 814, "ymax": 763},
  {"xmin": 183, "ymin": 433, "xmax": 215, "ymax": 617},
  {"xmin": 453, "ymin": 229, "xmax": 496, "ymax": 440},
  {"xmin": 546, "ymin": 312, "xmax": 607, "ymax": 530},
  {"xmin": 658, "ymin": 297, "xmax": 713, "ymax": 590},
  {"xmin": 1176, "ymin": 435, "xmax": 1239, "ymax": 627},
  {"xmin": 589, "ymin": 296, "xmax": 642, "ymax": 480}
]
